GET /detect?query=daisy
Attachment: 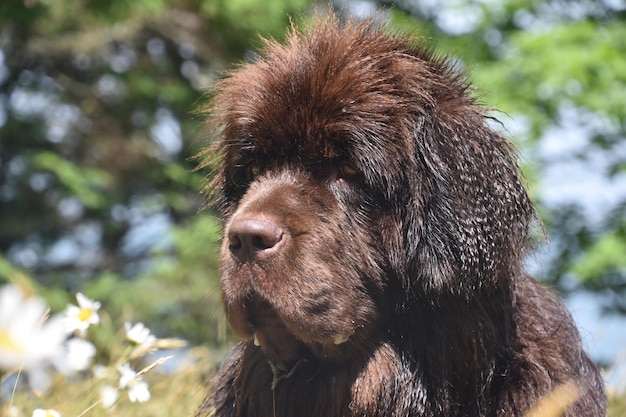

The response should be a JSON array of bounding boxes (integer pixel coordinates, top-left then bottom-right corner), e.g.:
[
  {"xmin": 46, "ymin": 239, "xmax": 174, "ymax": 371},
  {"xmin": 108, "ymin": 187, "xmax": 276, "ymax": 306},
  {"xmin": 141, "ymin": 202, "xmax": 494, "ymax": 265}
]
[
  {"xmin": 64, "ymin": 292, "xmax": 100, "ymax": 336},
  {"xmin": 54, "ymin": 337, "xmax": 96, "ymax": 374},
  {"xmin": 0, "ymin": 284, "xmax": 68, "ymax": 392},
  {"xmin": 93, "ymin": 363, "xmax": 109, "ymax": 379},
  {"xmin": 124, "ymin": 321, "xmax": 156, "ymax": 348},
  {"xmin": 118, "ymin": 363, "xmax": 151, "ymax": 403},
  {"xmin": 99, "ymin": 384, "xmax": 120, "ymax": 409},
  {"xmin": 32, "ymin": 409, "xmax": 61, "ymax": 417}
]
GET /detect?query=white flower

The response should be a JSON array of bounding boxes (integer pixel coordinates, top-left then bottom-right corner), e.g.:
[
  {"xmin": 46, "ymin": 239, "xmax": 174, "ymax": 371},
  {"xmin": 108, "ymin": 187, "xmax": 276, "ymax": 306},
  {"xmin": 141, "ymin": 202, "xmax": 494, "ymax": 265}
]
[
  {"xmin": 99, "ymin": 384, "xmax": 119, "ymax": 409},
  {"xmin": 118, "ymin": 363, "xmax": 151, "ymax": 403},
  {"xmin": 32, "ymin": 409, "xmax": 61, "ymax": 417},
  {"xmin": 6, "ymin": 406, "xmax": 21, "ymax": 417},
  {"xmin": 64, "ymin": 292, "xmax": 100, "ymax": 336},
  {"xmin": 54, "ymin": 338, "xmax": 96, "ymax": 374},
  {"xmin": 93, "ymin": 363, "xmax": 109, "ymax": 379},
  {"xmin": 124, "ymin": 322, "xmax": 156, "ymax": 348},
  {"xmin": 0, "ymin": 284, "xmax": 68, "ymax": 392}
]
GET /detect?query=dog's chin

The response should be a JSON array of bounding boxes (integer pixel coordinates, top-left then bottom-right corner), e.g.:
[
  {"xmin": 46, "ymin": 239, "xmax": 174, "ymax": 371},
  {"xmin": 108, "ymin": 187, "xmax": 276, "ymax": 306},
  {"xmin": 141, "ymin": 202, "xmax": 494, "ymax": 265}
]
[{"xmin": 229, "ymin": 295, "xmax": 356, "ymax": 368}]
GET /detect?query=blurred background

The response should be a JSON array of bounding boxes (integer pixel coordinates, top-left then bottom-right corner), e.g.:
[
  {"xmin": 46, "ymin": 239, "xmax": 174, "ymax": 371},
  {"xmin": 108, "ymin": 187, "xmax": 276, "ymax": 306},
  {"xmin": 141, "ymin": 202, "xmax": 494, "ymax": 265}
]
[{"xmin": 0, "ymin": 0, "xmax": 625, "ymax": 410}]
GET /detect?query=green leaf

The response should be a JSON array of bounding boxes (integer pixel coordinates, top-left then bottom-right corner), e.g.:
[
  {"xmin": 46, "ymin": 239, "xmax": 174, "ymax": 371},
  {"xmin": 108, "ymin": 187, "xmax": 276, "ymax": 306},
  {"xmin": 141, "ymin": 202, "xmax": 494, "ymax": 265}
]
[
  {"xmin": 31, "ymin": 151, "xmax": 112, "ymax": 209},
  {"xmin": 573, "ymin": 232, "xmax": 626, "ymax": 283},
  {"xmin": 472, "ymin": 21, "xmax": 626, "ymax": 137}
]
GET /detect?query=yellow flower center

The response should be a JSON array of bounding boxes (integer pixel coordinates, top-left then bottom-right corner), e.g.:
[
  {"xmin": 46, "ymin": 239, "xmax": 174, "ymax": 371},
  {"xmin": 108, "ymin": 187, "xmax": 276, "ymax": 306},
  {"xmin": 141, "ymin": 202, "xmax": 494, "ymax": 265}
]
[
  {"xmin": 78, "ymin": 307, "xmax": 93, "ymax": 322},
  {"xmin": 44, "ymin": 412, "xmax": 57, "ymax": 417},
  {"xmin": 0, "ymin": 329, "xmax": 23, "ymax": 353}
]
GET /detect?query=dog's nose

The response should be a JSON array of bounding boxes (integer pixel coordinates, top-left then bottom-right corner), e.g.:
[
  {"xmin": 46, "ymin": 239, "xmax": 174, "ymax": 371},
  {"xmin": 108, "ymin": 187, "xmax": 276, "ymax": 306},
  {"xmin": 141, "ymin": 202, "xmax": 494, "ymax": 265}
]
[{"xmin": 227, "ymin": 217, "xmax": 284, "ymax": 263}]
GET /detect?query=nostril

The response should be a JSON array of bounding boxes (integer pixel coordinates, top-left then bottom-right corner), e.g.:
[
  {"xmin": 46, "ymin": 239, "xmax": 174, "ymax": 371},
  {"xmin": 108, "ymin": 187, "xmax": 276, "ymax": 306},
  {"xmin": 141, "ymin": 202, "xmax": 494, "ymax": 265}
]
[
  {"xmin": 227, "ymin": 217, "xmax": 284, "ymax": 262},
  {"xmin": 251, "ymin": 235, "xmax": 270, "ymax": 250},
  {"xmin": 228, "ymin": 234, "xmax": 243, "ymax": 250}
]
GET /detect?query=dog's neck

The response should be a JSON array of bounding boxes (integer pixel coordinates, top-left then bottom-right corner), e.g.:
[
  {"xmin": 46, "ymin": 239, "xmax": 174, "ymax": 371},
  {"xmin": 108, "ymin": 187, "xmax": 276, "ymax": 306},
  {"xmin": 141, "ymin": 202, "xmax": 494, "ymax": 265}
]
[{"xmin": 232, "ymin": 290, "xmax": 516, "ymax": 417}]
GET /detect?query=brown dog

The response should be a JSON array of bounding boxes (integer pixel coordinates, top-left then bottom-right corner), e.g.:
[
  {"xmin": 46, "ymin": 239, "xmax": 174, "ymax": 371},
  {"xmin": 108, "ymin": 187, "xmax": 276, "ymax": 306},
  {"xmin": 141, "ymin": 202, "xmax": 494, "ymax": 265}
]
[{"xmin": 198, "ymin": 16, "xmax": 606, "ymax": 417}]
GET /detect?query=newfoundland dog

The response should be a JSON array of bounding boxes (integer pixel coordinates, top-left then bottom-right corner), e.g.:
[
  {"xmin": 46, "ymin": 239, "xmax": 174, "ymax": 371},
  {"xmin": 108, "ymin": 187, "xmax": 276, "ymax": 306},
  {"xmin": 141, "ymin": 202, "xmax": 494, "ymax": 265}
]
[{"xmin": 198, "ymin": 16, "xmax": 606, "ymax": 417}]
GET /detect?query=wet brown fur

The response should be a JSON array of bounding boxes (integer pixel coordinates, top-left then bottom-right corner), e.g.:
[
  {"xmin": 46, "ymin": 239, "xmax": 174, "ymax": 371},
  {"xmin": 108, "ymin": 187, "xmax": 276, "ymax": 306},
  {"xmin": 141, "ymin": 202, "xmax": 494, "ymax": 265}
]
[{"xmin": 197, "ymin": 16, "xmax": 606, "ymax": 417}]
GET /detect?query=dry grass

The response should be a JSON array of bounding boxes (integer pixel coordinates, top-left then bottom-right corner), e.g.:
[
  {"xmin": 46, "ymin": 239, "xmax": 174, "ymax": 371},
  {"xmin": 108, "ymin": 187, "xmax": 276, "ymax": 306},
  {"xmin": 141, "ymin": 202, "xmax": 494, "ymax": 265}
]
[
  {"xmin": 524, "ymin": 381, "xmax": 581, "ymax": 417},
  {"xmin": 609, "ymin": 388, "xmax": 626, "ymax": 417},
  {"xmin": 2, "ymin": 347, "xmax": 214, "ymax": 417}
]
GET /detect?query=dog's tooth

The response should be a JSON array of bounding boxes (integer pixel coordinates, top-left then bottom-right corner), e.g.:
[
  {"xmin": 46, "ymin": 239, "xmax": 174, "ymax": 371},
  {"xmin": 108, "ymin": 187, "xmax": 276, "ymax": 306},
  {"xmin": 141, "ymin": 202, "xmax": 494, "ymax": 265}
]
[
  {"xmin": 253, "ymin": 334, "xmax": 260, "ymax": 346},
  {"xmin": 334, "ymin": 334, "xmax": 349, "ymax": 345}
]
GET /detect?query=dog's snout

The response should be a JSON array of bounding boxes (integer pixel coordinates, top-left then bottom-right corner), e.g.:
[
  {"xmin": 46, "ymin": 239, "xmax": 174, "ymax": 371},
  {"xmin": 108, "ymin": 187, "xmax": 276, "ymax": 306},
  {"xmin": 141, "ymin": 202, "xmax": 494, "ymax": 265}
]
[{"xmin": 228, "ymin": 217, "xmax": 284, "ymax": 262}]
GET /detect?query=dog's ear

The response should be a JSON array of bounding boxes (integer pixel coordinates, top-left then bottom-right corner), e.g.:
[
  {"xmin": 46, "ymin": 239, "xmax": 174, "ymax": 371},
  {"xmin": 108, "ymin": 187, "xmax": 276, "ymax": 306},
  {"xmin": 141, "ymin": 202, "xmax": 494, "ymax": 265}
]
[{"xmin": 406, "ymin": 108, "xmax": 537, "ymax": 295}]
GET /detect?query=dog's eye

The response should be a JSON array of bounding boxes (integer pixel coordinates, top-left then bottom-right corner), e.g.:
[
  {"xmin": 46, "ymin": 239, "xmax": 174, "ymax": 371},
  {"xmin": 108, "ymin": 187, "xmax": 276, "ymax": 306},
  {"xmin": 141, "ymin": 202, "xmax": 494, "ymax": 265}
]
[
  {"xmin": 339, "ymin": 163, "xmax": 359, "ymax": 178},
  {"xmin": 247, "ymin": 162, "xmax": 260, "ymax": 179}
]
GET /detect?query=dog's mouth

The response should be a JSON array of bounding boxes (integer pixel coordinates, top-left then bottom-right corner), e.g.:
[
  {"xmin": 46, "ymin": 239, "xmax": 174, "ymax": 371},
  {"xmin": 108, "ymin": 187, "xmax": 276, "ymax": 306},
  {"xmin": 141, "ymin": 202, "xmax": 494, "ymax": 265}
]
[
  {"xmin": 245, "ymin": 296, "xmax": 308, "ymax": 365},
  {"xmin": 229, "ymin": 293, "xmax": 354, "ymax": 367}
]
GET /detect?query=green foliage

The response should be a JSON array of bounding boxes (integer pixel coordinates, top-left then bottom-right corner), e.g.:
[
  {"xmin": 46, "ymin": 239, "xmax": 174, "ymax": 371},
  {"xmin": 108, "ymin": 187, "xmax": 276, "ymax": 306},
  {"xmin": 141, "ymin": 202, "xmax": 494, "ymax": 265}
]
[
  {"xmin": 86, "ymin": 0, "xmax": 167, "ymax": 22},
  {"xmin": 471, "ymin": 20, "xmax": 626, "ymax": 137},
  {"xmin": 32, "ymin": 152, "xmax": 112, "ymax": 209},
  {"xmin": 79, "ymin": 214, "xmax": 229, "ymax": 346},
  {"xmin": 0, "ymin": 0, "xmax": 48, "ymax": 24},
  {"xmin": 609, "ymin": 392, "xmax": 626, "ymax": 417},
  {"xmin": 0, "ymin": 255, "xmax": 37, "ymax": 293},
  {"xmin": 201, "ymin": 0, "xmax": 311, "ymax": 56},
  {"xmin": 573, "ymin": 231, "xmax": 626, "ymax": 287}
]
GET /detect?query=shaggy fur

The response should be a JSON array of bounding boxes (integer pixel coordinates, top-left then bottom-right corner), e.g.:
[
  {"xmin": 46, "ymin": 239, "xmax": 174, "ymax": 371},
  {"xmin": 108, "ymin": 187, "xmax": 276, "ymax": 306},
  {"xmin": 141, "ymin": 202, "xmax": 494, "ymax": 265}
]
[{"xmin": 198, "ymin": 17, "xmax": 606, "ymax": 417}]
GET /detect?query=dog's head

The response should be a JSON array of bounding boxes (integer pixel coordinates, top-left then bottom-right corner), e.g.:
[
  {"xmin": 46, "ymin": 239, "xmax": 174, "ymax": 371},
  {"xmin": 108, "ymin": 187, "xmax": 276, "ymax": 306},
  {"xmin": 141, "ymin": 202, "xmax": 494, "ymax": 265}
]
[{"xmin": 205, "ymin": 18, "xmax": 535, "ymax": 366}]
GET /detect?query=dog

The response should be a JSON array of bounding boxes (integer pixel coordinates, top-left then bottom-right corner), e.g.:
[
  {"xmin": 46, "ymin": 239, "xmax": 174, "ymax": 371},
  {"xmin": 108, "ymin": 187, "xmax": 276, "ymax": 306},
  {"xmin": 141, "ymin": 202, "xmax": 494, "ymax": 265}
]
[{"xmin": 197, "ymin": 16, "xmax": 606, "ymax": 417}]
